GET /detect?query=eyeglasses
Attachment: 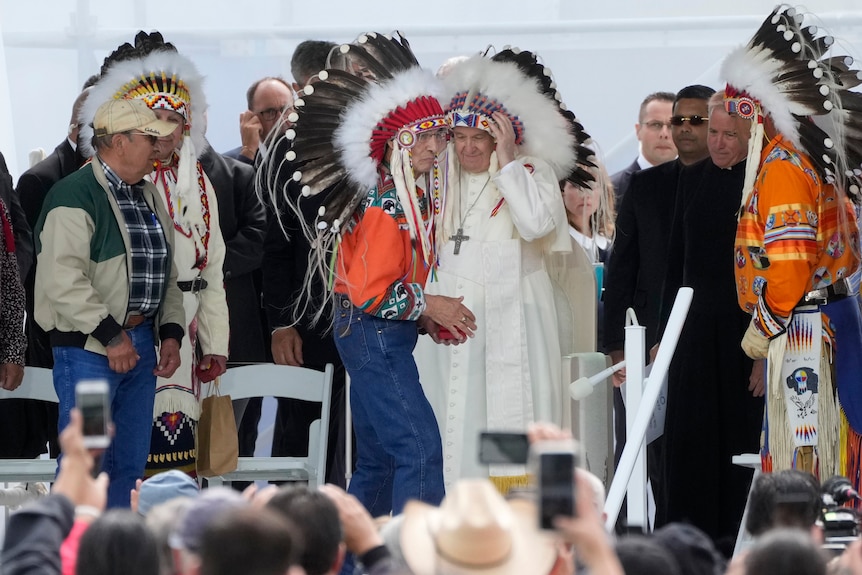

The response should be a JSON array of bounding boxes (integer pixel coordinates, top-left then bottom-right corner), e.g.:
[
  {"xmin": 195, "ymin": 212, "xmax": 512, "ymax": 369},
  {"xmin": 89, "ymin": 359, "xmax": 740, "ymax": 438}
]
[
  {"xmin": 257, "ymin": 107, "xmax": 286, "ymax": 121},
  {"xmin": 417, "ymin": 130, "xmax": 449, "ymax": 143},
  {"xmin": 127, "ymin": 131, "xmax": 158, "ymax": 144},
  {"xmin": 670, "ymin": 115, "xmax": 707, "ymax": 126},
  {"xmin": 642, "ymin": 121, "xmax": 671, "ymax": 132}
]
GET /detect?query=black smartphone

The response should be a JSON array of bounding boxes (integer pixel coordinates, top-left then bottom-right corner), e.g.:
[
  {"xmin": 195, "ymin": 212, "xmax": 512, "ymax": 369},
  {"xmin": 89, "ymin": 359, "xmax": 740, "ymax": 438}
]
[
  {"xmin": 478, "ymin": 431, "xmax": 529, "ymax": 465},
  {"xmin": 535, "ymin": 440, "xmax": 577, "ymax": 530},
  {"xmin": 76, "ymin": 380, "xmax": 111, "ymax": 449}
]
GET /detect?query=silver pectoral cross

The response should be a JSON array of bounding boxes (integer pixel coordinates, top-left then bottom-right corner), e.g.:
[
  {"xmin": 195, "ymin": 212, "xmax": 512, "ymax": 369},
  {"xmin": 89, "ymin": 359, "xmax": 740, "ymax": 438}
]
[{"xmin": 450, "ymin": 228, "xmax": 470, "ymax": 255}]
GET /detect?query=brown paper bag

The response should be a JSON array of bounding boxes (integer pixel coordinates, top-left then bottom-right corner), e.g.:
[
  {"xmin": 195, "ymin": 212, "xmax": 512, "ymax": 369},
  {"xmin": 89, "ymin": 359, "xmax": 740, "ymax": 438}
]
[{"xmin": 196, "ymin": 379, "xmax": 238, "ymax": 477}]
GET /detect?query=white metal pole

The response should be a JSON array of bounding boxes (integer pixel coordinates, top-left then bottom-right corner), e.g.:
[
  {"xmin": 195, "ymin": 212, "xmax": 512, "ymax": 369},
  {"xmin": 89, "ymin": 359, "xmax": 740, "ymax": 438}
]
[
  {"xmin": 605, "ymin": 287, "xmax": 694, "ymax": 532},
  {"xmin": 624, "ymin": 315, "xmax": 647, "ymax": 530}
]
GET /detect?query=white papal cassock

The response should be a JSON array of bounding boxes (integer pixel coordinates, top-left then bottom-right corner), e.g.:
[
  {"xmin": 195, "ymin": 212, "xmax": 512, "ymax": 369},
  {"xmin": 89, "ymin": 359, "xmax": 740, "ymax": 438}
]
[{"xmin": 414, "ymin": 153, "xmax": 571, "ymax": 490}]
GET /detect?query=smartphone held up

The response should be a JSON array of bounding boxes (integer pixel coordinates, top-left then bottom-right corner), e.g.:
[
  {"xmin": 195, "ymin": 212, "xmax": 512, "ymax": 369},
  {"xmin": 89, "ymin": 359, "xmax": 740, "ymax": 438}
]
[
  {"xmin": 532, "ymin": 439, "xmax": 578, "ymax": 530},
  {"xmin": 479, "ymin": 430, "xmax": 579, "ymax": 530},
  {"xmin": 76, "ymin": 379, "xmax": 112, "ymax": 449}
]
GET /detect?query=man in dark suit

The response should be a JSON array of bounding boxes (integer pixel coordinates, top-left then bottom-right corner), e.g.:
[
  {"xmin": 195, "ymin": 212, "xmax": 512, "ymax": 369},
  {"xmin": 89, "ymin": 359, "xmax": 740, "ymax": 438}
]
[
  {"xmin": 655, "ymin": 93, "xmax": 762, "ymax": 546},
  {"xmin": 603, "ymin": 84, "xmax": 715, "ymax": 529},
  {"xmin": 611, "ymin": 91, "xmax": 677, "ymax": 207},
  {"xmin": 254, "ymin": 42, "xmax": 348, "ymax": 486}
]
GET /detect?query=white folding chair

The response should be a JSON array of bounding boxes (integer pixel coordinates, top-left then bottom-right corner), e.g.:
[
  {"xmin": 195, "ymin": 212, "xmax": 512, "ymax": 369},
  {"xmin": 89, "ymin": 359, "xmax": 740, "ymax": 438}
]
[
  {"xmin": 0, "ymin": 367, "xmax": 59, "ymax": 485},
  {"xmin": 206, "ymin": 363, "xmax": 333, "ymax": 488}
]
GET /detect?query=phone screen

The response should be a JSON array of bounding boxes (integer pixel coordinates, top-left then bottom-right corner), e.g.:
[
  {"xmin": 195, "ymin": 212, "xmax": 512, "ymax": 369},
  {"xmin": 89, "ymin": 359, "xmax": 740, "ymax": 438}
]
[
  {"xmin": 78, "ymin": 392, "xmax": 108, "ymax": 437},
  {"xmin": 76, "ymin": 381, "xmax": 111, "ymax": 448},
  {"xmin": 478, "ymin": 432, "xmax": 529, "ymax": 465},
  {"xmin": 539, "ymin": 451, "xmax": 576, "ymax": 529}
]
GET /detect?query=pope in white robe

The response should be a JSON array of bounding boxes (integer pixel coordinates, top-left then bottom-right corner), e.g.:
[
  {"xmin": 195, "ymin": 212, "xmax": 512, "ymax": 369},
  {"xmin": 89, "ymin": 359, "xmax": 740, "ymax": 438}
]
[{"xmin": 414, "ymin": 112, "xmax": 571, "ymax": 491}]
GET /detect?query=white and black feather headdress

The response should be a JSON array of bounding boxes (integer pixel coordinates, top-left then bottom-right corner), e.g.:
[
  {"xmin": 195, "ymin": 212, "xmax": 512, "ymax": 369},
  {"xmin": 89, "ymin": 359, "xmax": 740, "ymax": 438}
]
[
  {"xmin": 261, "ymin": 31, "xmax": 446, "ymax": 327},
  {"xmin": 266, "ymin": 31, "xmax": 445, "ymax": 236},
  {"xmin": 491, "ymin": 46, "xmax": 597, "ymax": 188},
  {"xmin": 721, "ymin": 5, "xmax": 862, "ymax": 204},
  {"xmin": 442, "ymin": 50, "xmax": 580, "ymax": 180}
]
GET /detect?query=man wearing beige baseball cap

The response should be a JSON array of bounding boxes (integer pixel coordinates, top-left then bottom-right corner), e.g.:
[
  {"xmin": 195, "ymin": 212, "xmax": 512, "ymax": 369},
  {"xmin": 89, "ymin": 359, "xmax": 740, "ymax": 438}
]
[{"xmin": 34, "ymin": 97, "xmax": 186, "ymax": 508}]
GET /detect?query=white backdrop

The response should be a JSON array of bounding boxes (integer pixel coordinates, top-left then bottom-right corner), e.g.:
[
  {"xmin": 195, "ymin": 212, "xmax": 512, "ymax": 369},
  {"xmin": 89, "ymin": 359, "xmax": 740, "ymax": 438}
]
[{"xmin": 2, "ymin": 0, "xmax": 862, "ymax": 177}]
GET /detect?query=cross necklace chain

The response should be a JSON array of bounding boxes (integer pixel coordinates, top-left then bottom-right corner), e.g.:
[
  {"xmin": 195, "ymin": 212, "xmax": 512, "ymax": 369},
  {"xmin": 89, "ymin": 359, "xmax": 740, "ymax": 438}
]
[{"xmin": 450, "ymin": 172, "xmax": 491, "ymax": 255}]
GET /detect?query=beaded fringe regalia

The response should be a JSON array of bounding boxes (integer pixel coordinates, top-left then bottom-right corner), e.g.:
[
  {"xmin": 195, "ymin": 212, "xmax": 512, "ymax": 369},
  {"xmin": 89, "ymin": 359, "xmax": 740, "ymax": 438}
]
[{"xmin": 722, "ymin": 5, "xmax": 862, "ymax": 485}]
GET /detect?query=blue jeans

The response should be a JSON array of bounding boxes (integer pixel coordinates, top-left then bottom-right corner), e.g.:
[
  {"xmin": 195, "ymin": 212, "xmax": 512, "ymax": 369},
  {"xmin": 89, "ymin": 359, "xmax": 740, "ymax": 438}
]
[
  {"xmin": 333, "ymin": 299, "xmax": 444, "ymax": 517},
  {"xmin": 53, "ymin": 323, "xmax": 157, "ymax": 508}
]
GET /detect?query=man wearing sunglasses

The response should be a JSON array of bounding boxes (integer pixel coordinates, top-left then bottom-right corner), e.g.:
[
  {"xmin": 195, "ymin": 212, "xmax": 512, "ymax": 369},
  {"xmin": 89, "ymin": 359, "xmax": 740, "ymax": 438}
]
[
  {"xmin": 657, "ymin": 91, "xmax": 763, "ymax": 544},
  {"xmin": 669, "ymin": 104, "xmax": 711, "ymax": 166},
  {"xmin": 604, "ymin": 84, "xmax": 714, "ymax": 529}
]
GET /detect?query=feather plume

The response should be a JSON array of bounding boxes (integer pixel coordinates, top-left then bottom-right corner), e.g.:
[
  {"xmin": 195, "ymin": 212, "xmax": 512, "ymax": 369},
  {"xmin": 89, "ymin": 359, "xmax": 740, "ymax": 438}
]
[
  {"xmin": 259, "ymin": 30, "xmax": 445, "ymax": 328},
  {"xmin": 722, "ymin": 5, "xmax": 862, "ymax": 203},
  {"xmin": 79, "ymin": 31, "xmax": 208, "ymax": 159}
]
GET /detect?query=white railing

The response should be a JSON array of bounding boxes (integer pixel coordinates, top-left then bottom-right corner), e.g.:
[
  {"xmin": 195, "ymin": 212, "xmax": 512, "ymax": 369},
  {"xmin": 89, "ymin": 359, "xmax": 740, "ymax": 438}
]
[{"xmin": 603, "ymin": 287, "xmax": 693, "ymax": 532}]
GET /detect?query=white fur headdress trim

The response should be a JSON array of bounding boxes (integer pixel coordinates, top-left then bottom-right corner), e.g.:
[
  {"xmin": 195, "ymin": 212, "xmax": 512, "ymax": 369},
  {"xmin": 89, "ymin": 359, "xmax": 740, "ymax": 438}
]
[
  {"xmin": 442, "ymin": 56, "xmax": 576, "ymax": 179},
  {"xmin": 78, "ymin": 49, "xmax": 209, "ymax": 159},
  {"xmin": 334, "ymin": 66, "xmax": 445, "ymax": 190},
  {"xmin": 720, "ymin": 43, "xmax": 811, "ymax": 151}
]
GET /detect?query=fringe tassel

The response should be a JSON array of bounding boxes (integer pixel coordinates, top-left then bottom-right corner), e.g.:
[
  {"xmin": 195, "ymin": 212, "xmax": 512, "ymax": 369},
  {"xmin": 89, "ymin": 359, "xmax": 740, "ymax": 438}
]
[
  {"xmin": 327, "ymin": 237, "xmax": 340, "ymax": 291},
  {"xmin": 152, "ymin": 389, "xmax": 201, "ymax": 421},
  {"xmin": 391, "ymin": 147, "xmax": 431, "ymax": 265},
  {"xmin": 761, "ymin": 394, "xmax": 772, "ymax": 472},
  {"xmin": 738, "ymin": 113, "xmax": 764, "ymax": 218},
  {"xmin": 818, "ymin": 348, "xmax": 841, "ymax": 478},
  {"xmin": 766, "ymin": 333, "xmax": 790, "ymax": 470},
  {"xmin": 489, "ymin": 474, "xmax": 530, "ymax": 496}
]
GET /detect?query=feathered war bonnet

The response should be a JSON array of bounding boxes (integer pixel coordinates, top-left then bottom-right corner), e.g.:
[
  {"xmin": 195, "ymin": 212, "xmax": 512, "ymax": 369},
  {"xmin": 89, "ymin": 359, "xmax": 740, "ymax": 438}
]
[
  {"xmin": 720, "ymin": 5, "xmax": 862, "ymax": 207},
  {"xmin": 79, "ymin": 31, "xmax": 209, "ymax": 245},
  {"xmin": 442, "ymin": 50, "xmax": 580, "ymax": 180},
  {"xmin": 278, "ymin": 31, "xmax": 446, "ymax": 267},
  {"xmin": 439, "ymin": 48, "xmax": 590, "ymax": 249}
]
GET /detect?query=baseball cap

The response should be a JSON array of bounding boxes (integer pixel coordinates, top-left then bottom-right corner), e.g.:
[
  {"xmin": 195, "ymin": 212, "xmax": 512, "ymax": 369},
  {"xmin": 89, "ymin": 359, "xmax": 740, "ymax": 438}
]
[
  {"xmin": 92, "ymin": 98, "xmax": 178, "ymax": 138},
  {"xmin": 137, "ymin": 470, "xmax": 201, "ymax": 516}
]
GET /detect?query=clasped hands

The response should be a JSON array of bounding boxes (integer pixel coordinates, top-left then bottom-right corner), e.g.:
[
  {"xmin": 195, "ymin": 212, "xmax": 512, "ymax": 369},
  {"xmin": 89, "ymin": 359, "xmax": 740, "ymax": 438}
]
[{"xmin": 419, "ymin": 294, "xmax": 477, "ymax": 345}]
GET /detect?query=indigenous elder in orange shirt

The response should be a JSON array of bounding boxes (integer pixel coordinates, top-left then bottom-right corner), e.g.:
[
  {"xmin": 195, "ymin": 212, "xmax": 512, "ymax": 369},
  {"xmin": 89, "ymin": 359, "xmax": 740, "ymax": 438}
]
[
  {"xmin": 735, "ymin": 134, "xmax": 858, "ymax": 336},
  {"xmin": 734, "ymin": 130, "xmax": 858, "ymax": 473},
  {"xmin": 723, "ymin": 7, "xmax": 862, "ymax": 486},
  {"xmin": 268, "ymin": 32, "xmax": 474, "ymax": 522}
]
